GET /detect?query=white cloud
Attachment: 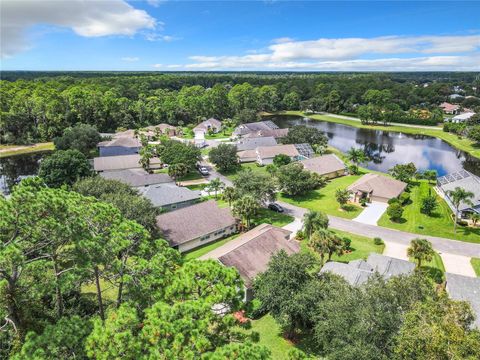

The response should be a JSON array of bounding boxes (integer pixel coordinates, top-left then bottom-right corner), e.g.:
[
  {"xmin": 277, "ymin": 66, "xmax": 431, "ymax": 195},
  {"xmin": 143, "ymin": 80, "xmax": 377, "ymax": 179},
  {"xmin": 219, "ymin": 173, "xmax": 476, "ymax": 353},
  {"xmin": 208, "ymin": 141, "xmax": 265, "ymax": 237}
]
[
  {"xmin": 146, "ymin": 0, "xmax": 166, "ymax": 7},
  {"xmin": 145, "ymin": 33, "xmax": 179, "ymax": 42},
  {"xmin": 176, "ymin": 34, "xmax": 480, "ymax": 71},
  {"xmin": 121, "ymin": 57, "xmax": 139, "ymax": 62},
  {"xmin": 1, "ymin": 0, "xmax": 156, "ymax": 57}
]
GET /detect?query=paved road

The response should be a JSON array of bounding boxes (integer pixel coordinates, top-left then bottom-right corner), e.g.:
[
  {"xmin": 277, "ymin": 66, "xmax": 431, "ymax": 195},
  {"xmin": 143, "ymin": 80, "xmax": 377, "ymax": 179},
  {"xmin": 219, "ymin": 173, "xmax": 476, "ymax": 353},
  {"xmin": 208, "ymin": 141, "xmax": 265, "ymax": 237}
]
[
  {"xmin": 317, "ymin": 112, "xmax": 443, "ymax": 130},
  {"xmin": 278, "ymin": 201, "xmax": 480, "ymax": 258}
]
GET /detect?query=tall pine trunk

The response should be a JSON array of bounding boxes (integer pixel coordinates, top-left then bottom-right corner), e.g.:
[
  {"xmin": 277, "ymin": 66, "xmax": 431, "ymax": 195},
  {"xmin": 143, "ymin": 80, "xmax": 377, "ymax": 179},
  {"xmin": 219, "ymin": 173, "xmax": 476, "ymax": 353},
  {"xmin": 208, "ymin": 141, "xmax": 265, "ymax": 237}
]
[
  {"xmin": 94, "ymin": 266, "xmax": 105, "ymax": 321},
  {"xmin": 53, "ymin": 258, "xmax": 64, "ymax": 318}
]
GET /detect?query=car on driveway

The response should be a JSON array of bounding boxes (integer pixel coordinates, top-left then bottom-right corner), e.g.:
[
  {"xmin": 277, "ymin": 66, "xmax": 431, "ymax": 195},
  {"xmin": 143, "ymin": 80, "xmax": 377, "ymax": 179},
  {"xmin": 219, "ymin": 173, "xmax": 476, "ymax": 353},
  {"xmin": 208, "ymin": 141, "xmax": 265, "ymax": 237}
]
[
  {"xmin": 268, "ymin": 203, "xmax": 284, "ymax": 213},
  {"xmin": 197, "ymin": 164, "xmax": 210, "ymax": 176}
]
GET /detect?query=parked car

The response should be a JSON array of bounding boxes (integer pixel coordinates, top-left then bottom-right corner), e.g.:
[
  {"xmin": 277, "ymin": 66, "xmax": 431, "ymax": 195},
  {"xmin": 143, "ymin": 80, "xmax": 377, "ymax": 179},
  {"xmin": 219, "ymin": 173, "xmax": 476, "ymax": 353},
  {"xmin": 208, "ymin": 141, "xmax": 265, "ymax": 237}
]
[
  {"xmin": 268, "ymin": 203, "xmax": 284, "ymax": 213},
  {"xmin": 197, "ymin": 164, "xmax": 209, "ymax": 176}
]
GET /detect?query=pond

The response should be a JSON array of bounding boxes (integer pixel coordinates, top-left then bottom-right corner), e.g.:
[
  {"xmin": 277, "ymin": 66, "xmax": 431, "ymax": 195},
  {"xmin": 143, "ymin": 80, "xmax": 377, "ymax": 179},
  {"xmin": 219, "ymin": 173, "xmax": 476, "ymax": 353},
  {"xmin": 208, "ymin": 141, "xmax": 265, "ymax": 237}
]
[
  {"xmin": 268, "ymin": 115, "xmax": 480, "ymax": 177},
  {"xmin": 0, "ymin": 152, "xmax": 50, "ymax": 195}
]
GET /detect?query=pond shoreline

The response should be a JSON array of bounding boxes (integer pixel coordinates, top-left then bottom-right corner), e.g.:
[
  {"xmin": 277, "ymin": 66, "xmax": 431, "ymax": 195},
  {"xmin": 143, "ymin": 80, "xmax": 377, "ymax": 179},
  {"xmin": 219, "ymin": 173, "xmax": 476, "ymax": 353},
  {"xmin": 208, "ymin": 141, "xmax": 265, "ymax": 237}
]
[
  {"xmin": 273, "ymin": 111, "xmax": 480, "ymax": 160},
  {"xmin": 0, "ymin": 142, "xmax": 54, "ymax": 158}
]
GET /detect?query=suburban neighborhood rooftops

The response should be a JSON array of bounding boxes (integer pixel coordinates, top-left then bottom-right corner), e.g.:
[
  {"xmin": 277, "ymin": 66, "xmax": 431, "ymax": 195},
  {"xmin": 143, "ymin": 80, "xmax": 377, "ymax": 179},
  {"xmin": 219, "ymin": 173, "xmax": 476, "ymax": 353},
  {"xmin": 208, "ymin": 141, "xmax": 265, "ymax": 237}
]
[
  {"xmin": 236, "ymin": 136, "xmax": 277, "ymax": 151},
  {"xmin": 446, "ymin": 273, "xmax": 480, "ymax": 328},
  {"xmin": 156, "ymin": 200, "xmax": 236, "ymax": 246},
  {"xmin": 438, "ymin": 170, "xmax": 480, "ymax": 211},
  {"xmin": 94, "ymin": 154, "xmax": 161, "ymax": 172},
  {"xmin": 233, "ymin": 120, "xmax": 279, "ymax": 136},
  {"xmin": 139, "ymin": 183, "xmax": 201, "ymax": 207},
  {"xmin": 194, "ymin": 118, "xmax": 222, "ymax": 132},
  {"xmin": 200, "ymin": 224, "xmax": 298, "ymax": 287},
  {"xmin": 98, "ymin": 136, "xmax": 141, "ymax": 148},
  {"xmin": 452, "ymin": 112, "xmax": 476, "ymax": 122},
  {"xmin": 301, "ymin": 154, "xmax": 346, "ymax": 176},
  {"xmin": 319, "ymin": 253, "xmax": 415, "ymax": 286},
  {"xmin": 294, "ymin": 143, "xmax": 314, "ymax": 159},
  {"xmin": 100, "ymin": 168, "xmax": 172, "ymax": 187},
  {"xmin": 237, "ymin": 149, "xmax": 258, "ymax": 161},
  {"xmin": 347, "ymin": 173, "xmax": 407, "ymax": 200},
  {"xmin": 143, "ymin": 123, "xmax": 177, "ymax": 136},
  {"xmin": 257, "ymin": 144, "xmax": 300, "ymax": 159},
  {"xmin": 243, "ymin": 128, "xmax": 289, "ymax": 139}
]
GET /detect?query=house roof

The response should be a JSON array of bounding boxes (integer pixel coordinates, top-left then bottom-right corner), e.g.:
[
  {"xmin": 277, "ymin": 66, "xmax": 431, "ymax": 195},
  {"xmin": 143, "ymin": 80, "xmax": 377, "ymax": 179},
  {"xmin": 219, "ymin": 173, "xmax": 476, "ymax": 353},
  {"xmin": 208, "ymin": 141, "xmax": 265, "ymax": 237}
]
[
  {"xmin": 143, "ymin": 123, "xmax": 177, "ymax": 135},
  {"xmin": 94, "ymin": 154, "xmax": 161, "ymax": 172},
  {"xmin": 199, "ymin": 224, "xmax": 298, "ymax": 287},
  {"xmin": 243, "ymin": 128, "xmax": 289, "ymax": 139},
  {"xmin": 98, "ymin": 136, "xmax": 141, "ymax": 148},
  {"xmin": 452, "ymin": 112, "xmax": 476, "ymax": 121},
  {"xmin": 257, "ymin": 144, "xmax": 300, "ymax": 159},
  {"xmin": 194, "ymin": 118, "xmax": 222, "ymax": 132},
  {"xmin": 156, "ymin": 200, "xmax": 236, "ymax": 246},
  {"xmin": 233, "ymin": 120, "xmax": 278, "ymax": 136},
  {"xmin": 237, "ymin": 149, "xmax": 258, "ymax": 161},
  {"xmin": 294, "ymin": 143, "xmax": 314, "ymax": 159},
  {"xmin": 236, "ymin": 136, "xmax": 277, "ymax": 151},
  {"xmin": 438, "ymin": 170, "xmax": 480, "ymax": 211},
  {"xmin": 439, "ymin": 102, "xmax": 460, "ymax": 112},
  {"xmin": 301, "ymin": 154, "xmax": 346, "ymax": 176},
  {"xmin": 446, "ymin": 273, "xmax": 480, "ymax": 328},
  {"xmin": 100, "ymin": 168, "xmax": 172, "ymax": 187},
  {"xmin": 347, "ymin": 173, "xmax": 407, "ymax": 199},
  {"xmin": 319, "ymin": 253, "xmax": 415, "ymax": 286},
  {"xmin": 139, "ymin": 183, "xmax": 201, "ymax": 207}
]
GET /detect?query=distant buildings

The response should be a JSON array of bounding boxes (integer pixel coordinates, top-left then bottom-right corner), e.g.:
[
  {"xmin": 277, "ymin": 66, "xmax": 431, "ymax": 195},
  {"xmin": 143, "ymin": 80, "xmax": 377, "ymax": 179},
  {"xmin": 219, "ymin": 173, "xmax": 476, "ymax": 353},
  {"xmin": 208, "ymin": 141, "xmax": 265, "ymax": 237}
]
[
  {"xmin": 439, "ymin": 102, "xmax": 460, "ymax": 115},
  {"xmin": 437, "ymin": 170, "xmax": 480, "ymax": 218},
  {"xmin": 347, "ymin": 173, "xmax": 407, "ymax": 203},
  {"xmin": 452, "ymin": 112, "xmax": 476, "ymax": 123},
  {"xmin": 194, "ymin": 118, "xmax": 222, "ymax": 134}
]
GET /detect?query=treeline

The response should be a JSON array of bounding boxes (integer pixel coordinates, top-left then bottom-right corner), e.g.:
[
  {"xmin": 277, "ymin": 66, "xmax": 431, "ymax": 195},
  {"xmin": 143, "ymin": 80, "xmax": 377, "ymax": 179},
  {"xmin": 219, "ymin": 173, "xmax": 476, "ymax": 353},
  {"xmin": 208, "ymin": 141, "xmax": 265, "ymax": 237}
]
[{"xmin": 1, "ymin": 72, "xmax": 479, "ymax": 144}]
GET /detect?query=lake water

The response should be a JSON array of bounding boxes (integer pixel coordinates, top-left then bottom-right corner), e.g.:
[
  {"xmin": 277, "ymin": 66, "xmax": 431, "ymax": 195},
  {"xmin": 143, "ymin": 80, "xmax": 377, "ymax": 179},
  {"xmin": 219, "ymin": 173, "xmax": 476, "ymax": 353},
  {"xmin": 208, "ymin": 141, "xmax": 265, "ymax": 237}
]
[
  {"xmin": 0, "ymin": 152, "xmax": 49, "ymax": 195},
  {"xmin": 269, "ymin": 115, "xmax": 480, "ymax": 177}
]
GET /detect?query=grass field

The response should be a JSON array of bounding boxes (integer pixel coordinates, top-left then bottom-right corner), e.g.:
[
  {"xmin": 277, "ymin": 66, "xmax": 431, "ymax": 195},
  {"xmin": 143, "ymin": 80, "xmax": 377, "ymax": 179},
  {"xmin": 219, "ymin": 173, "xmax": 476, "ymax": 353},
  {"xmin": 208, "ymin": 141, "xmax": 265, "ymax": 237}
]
[
  {"xmin": 283, "ymin": 111, "xmax": 480, "ymax": 159},
  {"xmin": 279, "ymin": 175, "xmax": 364, "ymax": 219},
  {"xmin": 378, "ymin": 180, "xmax": 480, "ymax": 243},
  {"xmin": 0, "ymin": 142, "xmax": 54, "ymax": 157},
  {"xmin": 183, "ymin": 234, "xmax": 239, "ymax": 260},
  {"xmin": 221, "ymin": 162, "xmax": 270, "ymax": 179},
  {"xmin": 410, "ymin": 251, "xmax": 445, "ymax": 283},
  {"xmin": 471, "ymin": 258, "xmax": 480, "ymax": 277},
  {"xmin": 330, "ymin": 230, "xmax": 385, "ymax": 262}
]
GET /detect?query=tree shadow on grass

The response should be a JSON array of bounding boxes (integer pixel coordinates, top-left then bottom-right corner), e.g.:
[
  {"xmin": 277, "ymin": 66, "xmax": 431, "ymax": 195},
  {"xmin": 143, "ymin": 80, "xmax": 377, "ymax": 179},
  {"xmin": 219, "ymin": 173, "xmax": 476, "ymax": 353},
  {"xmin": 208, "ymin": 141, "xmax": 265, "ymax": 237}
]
[
  {"xmin": 391, "ymin": 217, "xmax": 407, "ymax": 224},
  {"xmin": 419, "ymin": 266, "xmax": 444, "ymax": 284}
]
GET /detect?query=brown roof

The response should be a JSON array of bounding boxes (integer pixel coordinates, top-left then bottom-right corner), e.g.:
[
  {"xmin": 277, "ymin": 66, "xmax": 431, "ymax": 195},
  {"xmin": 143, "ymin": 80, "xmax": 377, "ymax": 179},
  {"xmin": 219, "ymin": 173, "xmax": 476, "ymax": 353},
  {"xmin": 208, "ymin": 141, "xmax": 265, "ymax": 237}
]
[
  {"xmin": 439, "ymin": 102, "xmax": 460, "ymax": 112},
  {"xmin": 347, "ymin": 173, "xmax": 407, "ymax": 199},
  {"xmin": 94, "ymin": 154, "xmax": 161, "ymax": 172},
  {"xmin": 156, "ymin": 200, "xmax": 236, "ymax": 246},
  {"xmin": 200, "ymin": 224, "xmax": 298, "ymax": 287},
  {"xmin": 100, "ymin": 168, "xmax": 172, "ymax": 187},
  {"xmin": 194, "ymin": 118, "xmax": 222, "ymax": 132},
  {"xmin": 301, "ymin": 154, "xmax": 346, "ymax": 176},
  {"xmin": 257, "ymin": 144, "xmax": 299, "ymax": 159},
  {"xmin": 237, "ymin": 149, "xmax": 258, "ymax": 161}
]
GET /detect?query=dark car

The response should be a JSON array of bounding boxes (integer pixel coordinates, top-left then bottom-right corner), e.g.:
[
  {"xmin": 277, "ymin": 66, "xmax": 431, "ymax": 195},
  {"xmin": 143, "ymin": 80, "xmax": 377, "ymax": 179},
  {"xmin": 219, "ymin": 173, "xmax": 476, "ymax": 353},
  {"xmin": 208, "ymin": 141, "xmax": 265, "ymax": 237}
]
[{"xmin": 268, "ymin": 203, "xmax": 284, "ymax": 213}]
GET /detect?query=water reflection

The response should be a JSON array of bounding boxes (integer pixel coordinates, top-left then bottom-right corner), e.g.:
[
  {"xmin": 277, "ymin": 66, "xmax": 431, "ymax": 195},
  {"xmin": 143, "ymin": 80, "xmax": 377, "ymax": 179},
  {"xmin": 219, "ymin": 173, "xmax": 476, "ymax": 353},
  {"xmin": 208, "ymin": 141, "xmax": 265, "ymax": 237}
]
[
  {"xmin": 0, "ymin": 152, "xmax": 48, "ymax": 194},
  {"xmin": 270, "ymin": 115, "xmax": 480, "ymax": 177}
]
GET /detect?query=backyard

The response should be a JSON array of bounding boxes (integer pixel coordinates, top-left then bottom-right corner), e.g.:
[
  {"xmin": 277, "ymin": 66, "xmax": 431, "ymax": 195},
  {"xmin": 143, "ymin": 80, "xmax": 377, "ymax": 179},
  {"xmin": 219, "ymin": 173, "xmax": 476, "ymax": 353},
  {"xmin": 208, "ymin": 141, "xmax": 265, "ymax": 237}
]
[{"xmin": 377, "ymin": 180, "xmax": 480, "ymax": 243}]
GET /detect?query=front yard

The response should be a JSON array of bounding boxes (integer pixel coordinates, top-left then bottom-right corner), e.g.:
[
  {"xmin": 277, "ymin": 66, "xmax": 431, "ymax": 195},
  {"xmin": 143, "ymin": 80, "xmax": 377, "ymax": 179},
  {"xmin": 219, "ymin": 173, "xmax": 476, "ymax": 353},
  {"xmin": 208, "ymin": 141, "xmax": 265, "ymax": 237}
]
[
  {"xmin": 377, "ymin": 180, "xmax": 480, "ymax": 243},
  {"xmin": 471, "ymin": 258, "xmax": 480, "ymax": 277},
  {"xmin": 279, "ymin": 174, "xmax": 364, "ymax": 219}
]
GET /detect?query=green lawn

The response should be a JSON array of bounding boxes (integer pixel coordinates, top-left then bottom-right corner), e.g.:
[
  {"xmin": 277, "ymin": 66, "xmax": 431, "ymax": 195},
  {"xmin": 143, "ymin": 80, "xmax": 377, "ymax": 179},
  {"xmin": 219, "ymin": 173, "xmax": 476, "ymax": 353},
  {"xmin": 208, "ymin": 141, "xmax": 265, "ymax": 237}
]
[
  {"xmin": 279, "ymin": 175, "xmax": 364, "ymax": 219},
  {"xmin": 0, "ymin": 142, "xmax": 54, "ymax": 158},
  {"xmin": 183, "ymin": 234, "xmax": 239, "ymax": 260},
  {"xmin": 282, "ymin": 111, "xmax": 480, "ymax": 160},
  {"xmin": 221, "ymin": 162, "xmax": 270, "ymax": 179},
  {"xmin": 253, "ymin": 208, "xmax": 294, "ymax": 227},
  {"xmin": 330, "ymin": 230, "xmax": 385, "ymax": 262},
  {"xmin": 410, "ymin": 251, "xmax": 445, "ymax": 283},
  {"xmin": 471, "ymin": 258, "xmax": 480, "ymax": 277},
  {"xmin": 377, "ymin": 180, "xmax": 480, "ymax": 243}
]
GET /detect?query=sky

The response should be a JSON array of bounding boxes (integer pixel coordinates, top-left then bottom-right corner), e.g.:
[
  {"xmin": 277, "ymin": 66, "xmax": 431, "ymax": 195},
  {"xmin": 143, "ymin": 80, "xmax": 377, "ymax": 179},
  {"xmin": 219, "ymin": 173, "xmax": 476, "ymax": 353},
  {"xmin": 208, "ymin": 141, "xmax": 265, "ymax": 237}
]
[{"xmin": 1, "ymin": 0, "xmax": 480, "ymax": 71}]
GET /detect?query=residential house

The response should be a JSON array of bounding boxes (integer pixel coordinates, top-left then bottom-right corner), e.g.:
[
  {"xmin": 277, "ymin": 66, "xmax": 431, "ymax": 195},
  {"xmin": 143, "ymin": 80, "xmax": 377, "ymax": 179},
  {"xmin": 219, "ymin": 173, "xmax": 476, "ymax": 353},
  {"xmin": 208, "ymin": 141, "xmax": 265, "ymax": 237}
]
[
  {"xmin": 439, "ymin": 102, "xmax": 460, "ymax": 115},
  {"xmin": 437, "ymin": 170, "xmax": 480, "ymax": 218},
  {"xmin": 347, "ymin": 173, "xmax": 407, "ymax": 203},
  {"xmin": 256, "ymin": 143, "xmax": 313, "ymax": 165},
  {"xmin": 319, "ymin": 253, "xmax": 415, "ymax": 286},
  {"xmin": 449, "ymin": 93, "xmax": 464, "ymax": 101},
  {"xmin": 199, "ymin": 224, "xmax": 299, "ymax": 300},
  {"xmin": 233, "ymin": 120, "xmax": 279, "ymax": 137},
  {"xmin": 243, "ymin": 128, "xmax": 289, "ymax": 139},
  {"xmin": 97, "ymin": 136, "xmax": 141, "ymax": 157},
  {"xmin": 236, "ymin": 136, "xmax": 277, "ymax": 151},
  {"xmin": 100, "ymin": 168, "xmax": 172, "ymax": 187},
  {"xmin": 300, "ymin": 154, "xmax": 347, "ymax": 179},
  {"xmin": 93, "ymin": 154, "xmax": 162, "ymax": 172},
  {"xmin": 143, "ymin": 123, "xmax": 179, "ymax": 138},
  {"xmin": 194, "ymin": 118, "xmax": 222, "ymax": 134},
  {"xmin": 139, "ymin": 183, "xmax": 201, "ymax": 211},
  {"xmin": 452, "ymin": 112, "xmax": 476, "ymax": 123},
  {"xmin": 445, "ymin": 273, "xmax": 480, "ymax": 328},
  {"xmin": 156, "ymin": 200, "xmax": 237, "ymax": 253}
]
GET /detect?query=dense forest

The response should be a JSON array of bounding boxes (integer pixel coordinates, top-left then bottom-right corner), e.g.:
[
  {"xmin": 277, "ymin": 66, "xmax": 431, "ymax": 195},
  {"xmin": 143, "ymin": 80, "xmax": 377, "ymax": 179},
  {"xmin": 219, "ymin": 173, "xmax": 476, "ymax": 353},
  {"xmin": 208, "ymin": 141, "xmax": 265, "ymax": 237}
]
[{"xmin": 1, "ymin": 72, "xmax": 479, "ymax": 144}]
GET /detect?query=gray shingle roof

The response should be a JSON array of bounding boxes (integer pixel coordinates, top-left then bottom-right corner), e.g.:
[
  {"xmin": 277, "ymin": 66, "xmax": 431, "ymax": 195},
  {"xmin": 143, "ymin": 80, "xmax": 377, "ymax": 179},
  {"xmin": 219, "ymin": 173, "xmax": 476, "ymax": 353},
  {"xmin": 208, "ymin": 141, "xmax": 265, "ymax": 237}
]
[
  {"xmin": 94, "ymin": 154, "xmax": 161, "ymax": 172},
  {"xmin": 446, "ymin": 273, "xmax": 480, "ymax": 328},
  {"xmin": 100, "ymin": 168, "xmax": 172, "ymax": 187},
  {"xmin": 438, "ymin": 171, "xmax": 480, "ymax": 211},
  {"xmin": 139, "ymin": 183, "xmax": 201, "ymax": 207},
  {"xmin": 156, "ymin": 200, "xmax": 236, "ymax": 246},
  {"xmin": 233, "ymin": 121, "xmax": 279, "ymax": 136},
  {"xmin": 236, "ymin": 137, "xmax": 277, "ymax": 151},
  {"xmin": 319, "ymin": 253, "xmax": 415, "ymax": 286}
]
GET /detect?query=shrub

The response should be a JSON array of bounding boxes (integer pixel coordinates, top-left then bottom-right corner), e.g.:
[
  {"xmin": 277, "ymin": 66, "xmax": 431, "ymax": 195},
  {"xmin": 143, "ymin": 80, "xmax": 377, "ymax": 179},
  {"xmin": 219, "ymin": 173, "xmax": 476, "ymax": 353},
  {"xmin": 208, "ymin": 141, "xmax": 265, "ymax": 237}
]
[
  {"xmin": 399, "ymin": 192, "xmax": 411, "ymax": 205},
  {"xmin": 359, "ymin": 198, "xmax": 368, "ymax": 207},
  {"xmin": 374, "ymin": 237, "xmax": 384, "ymax": 245},
  {"xmin": 387, "ymin": 203, "xmax": 404, "ymax": 221},
  {"xmin": 421, "ymin": 195, "xmax": 438, "ymax": 216},
  {"xmin": 342, "ymin": 237, "xmax": 352, "ymax": 251},
  {"xmin": 295, "ymin": 230, "xmax": 305, "ymax": 240},
  {"xmin": 244, "ymin": 299, "xmax": 266, "ymax": 319},
  {"xmin": 388, "ymin": 197, "xmax": 400, "ymax": 205}
]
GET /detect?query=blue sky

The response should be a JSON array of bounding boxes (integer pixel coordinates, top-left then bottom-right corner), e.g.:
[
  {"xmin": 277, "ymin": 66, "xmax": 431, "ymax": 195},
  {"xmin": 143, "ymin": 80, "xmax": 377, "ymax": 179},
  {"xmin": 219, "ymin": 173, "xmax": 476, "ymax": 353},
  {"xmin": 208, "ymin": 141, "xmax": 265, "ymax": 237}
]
[{"xmin": 1, "ymin": 1, "xmax": 480, "ymax": 71}]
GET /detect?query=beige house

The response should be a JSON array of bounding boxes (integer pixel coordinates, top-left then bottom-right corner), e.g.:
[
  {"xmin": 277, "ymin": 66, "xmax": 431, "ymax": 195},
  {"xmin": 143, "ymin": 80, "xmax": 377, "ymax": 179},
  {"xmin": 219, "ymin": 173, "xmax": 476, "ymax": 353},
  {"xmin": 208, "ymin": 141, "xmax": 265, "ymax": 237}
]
[
  {"xmin": 200, "ymin": 224, "xmax": 299, "ymax": 300},
  {"xmin": 194, "ymin": 118, "xmax": 222, "ymax": 134},
  {"xmin": 347, "ymin": 173, "xmax": 407, "ymax": 203},
  {"xmin": 301, "ymin": 154, "xmax": 347, "ymax": 179},
  {"xmin": 156, "ymin": 200, "xmax": 237, "ymax": 253}
]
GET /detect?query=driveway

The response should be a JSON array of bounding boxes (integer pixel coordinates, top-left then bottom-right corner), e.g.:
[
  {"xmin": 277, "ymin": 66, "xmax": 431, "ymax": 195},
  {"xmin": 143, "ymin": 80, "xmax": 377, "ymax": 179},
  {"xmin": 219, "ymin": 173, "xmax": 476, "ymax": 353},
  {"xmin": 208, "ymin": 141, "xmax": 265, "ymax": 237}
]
[
  {"xmin": 383, "ymin": 242, "xmax": 409, "ymax": 260},
  {"xmin": 440, "ymin": 253, "xmax": 476, "ymax": 277},
  {"xmin": 353, "ymin": 202, "xmax": 388, "ymax": 225}
]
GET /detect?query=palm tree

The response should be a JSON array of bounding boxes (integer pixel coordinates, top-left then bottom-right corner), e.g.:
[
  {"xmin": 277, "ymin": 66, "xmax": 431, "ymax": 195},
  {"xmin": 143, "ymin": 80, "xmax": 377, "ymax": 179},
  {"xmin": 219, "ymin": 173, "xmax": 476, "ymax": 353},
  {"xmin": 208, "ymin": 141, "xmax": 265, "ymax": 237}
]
[
  {"xmin": 447, "ymin": 187, "xmax": 474, "ymax": 234},
  {"xmin": 222, "ymin": 186, "xmax": 237, "ymax": 207},
  {"xmin": 139, "ymin": 146, "xmax": 154, "ymax": 171},
  {"xmin": 302, "ymin": 210, "xmax": 329, "ymax": 239},
  {"xmin": 407, "ymin": 238, "xmax": 434, "ymax": 268},
  {"xmin": 168, "ymin": 163, "xmax": 188, "ymax": 185},
  {"xmin": 232, "ymin": 195, "xmax": 259, "ymax": 229},
  {"xmin": 346, "ymin": 147, "xmax": 368, "ymax": 166},
  {"xmin": 471, "ymin": 213, "xmax": 480, "ymax": 227},
  {"xmin": 207, "ymin": 178, "xmax": 224, "ymax": 199},
  {"xmin": 309, "ymin": 229, "xmax": 343, "ymax": 265}
]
